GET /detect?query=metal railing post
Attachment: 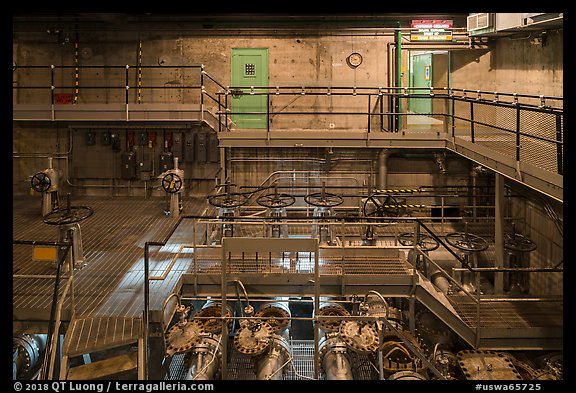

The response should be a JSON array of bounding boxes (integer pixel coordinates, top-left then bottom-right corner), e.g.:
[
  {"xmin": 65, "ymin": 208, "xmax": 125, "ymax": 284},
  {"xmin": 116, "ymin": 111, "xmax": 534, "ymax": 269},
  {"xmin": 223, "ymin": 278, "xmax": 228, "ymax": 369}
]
[
  {"xmin": 470, "ymin": 101, "xmax": 475, "ymax": 143},
  {"xmin": 516, "ymin": 106, "xmax": 521, "ymax": 162}
]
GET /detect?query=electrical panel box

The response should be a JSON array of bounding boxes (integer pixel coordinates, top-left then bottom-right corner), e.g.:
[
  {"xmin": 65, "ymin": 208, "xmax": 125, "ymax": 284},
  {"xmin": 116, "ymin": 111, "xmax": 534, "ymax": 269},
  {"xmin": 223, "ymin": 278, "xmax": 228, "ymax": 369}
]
[
  {"xmin": 172, "ymin": 132, "xmax": 183, "ymax": 160},
  {"xmin": 159, "ymin": 152, "xmax": 174, "ymax": 172},
  {"xmin": 138, "ymin": 131, "xmax": 148, "ymax": 146},
  {"xmin": 101, "ymin": 131, "xmax": 111, "ymax": 145},
  {"xmin": 86, "ymin": 131, "xmax": 96, "ymax": 146},
  {"xmin": 121, "ymin": 152, "xmax": 137, "ymax": 179},
  {"xmin": 207, "ymin": 133, "xmax": 219, "ymax": 163},
  {"xmin": 195, "ymin": 132, "xmax": 207, "ymax": 163},
  {"xmin": 183, "ymin": 132, "xmax": 196, "ymax": 163}
]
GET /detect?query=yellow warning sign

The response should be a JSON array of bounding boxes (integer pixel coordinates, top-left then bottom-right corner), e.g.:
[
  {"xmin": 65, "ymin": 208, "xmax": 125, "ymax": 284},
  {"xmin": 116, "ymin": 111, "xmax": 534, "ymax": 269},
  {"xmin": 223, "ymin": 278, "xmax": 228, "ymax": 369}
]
[{"xmin": 32, "ymin": 246, "xmax": 59, "ymax": 262}]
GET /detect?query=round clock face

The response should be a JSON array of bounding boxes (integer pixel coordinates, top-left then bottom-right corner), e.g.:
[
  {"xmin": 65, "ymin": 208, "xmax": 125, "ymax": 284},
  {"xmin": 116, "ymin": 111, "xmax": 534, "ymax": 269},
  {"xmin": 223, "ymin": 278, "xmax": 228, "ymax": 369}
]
[{"xmin": 347, "ymin": 52, "xmax": 363, "ymax": 68}]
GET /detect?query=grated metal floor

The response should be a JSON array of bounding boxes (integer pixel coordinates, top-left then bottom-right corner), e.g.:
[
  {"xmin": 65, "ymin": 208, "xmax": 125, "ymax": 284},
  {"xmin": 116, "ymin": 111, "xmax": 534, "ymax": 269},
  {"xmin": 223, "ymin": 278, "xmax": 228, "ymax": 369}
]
[{"xmin": 13, "ymin": 195, "xmax": 206, "ymax": 324}]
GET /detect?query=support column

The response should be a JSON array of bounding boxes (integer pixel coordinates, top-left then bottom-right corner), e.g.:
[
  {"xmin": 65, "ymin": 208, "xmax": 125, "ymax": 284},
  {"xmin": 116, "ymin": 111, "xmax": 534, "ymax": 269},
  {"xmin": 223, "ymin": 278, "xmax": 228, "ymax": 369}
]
[{"xmin": 494, "ymin": 173, "xmax": 505, "ymax": 294}]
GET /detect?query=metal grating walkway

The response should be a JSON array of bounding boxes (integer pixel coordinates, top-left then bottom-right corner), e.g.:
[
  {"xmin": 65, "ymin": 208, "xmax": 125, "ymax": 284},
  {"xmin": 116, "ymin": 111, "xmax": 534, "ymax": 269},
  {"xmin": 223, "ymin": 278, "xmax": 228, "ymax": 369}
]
[
  {"xmin": 13, "ymin": 195, "xmax": 206, "ymax": 328},
  {"xmin": 62, "ymin": 317, "xmax": 142, "ymax": 357},
  {"xmin": 448, "ymin": 297, "xmax": 563, "ymax": 329}
]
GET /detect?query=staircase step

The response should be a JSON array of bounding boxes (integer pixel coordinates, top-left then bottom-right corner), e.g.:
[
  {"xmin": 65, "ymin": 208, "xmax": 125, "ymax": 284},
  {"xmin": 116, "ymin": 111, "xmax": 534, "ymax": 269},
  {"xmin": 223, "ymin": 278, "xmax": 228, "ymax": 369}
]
[
  {"xmin": 63, "ymin": 317, "xmax": 142, "ymax": 357},
  {"xmin": 67, "ymin": 351, "xmax": 138, "ymax": 380}
]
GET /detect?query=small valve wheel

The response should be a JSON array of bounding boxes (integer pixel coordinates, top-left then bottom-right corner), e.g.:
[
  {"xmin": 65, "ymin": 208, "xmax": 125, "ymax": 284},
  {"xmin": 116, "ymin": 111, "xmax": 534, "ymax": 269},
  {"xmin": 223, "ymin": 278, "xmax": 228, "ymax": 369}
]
[
  {"xmin": 31, "ymin": 172, "xmax": 51, "ymax": 193},
  {"xmin": 162, "ymin": 173, "xmax": 182, "ymax": 194}
]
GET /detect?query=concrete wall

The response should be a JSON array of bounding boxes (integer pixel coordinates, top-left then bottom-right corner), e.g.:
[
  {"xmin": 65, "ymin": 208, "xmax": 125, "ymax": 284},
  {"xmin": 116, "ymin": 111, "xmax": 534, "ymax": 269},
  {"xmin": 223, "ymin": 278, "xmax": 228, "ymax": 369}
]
[
  {"xmin": 508, "ymin": 184, "xmax": 563, "ymax": 296},
  {"xmin": 451, "ymin": 29, "xmax": 563, "ymax": 97}
]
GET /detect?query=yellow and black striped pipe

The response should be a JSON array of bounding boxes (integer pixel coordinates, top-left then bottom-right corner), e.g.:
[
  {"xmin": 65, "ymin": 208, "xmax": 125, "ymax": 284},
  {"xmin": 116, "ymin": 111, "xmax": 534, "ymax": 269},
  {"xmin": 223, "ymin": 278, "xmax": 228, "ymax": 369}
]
[
  {"xmin": 380, "ymin": 204, "xmax": 425, "ymax": 208},
  {"xmin": 137, "ymin": 41, "xmax": 143, "ymax": 104},
  {"xmin": 373, "ymin": 189, "xmax": 419, "ymax": 194},
  {"xmin": 73, "ymin": 42, "xmax": 79, "ymax": 104}
]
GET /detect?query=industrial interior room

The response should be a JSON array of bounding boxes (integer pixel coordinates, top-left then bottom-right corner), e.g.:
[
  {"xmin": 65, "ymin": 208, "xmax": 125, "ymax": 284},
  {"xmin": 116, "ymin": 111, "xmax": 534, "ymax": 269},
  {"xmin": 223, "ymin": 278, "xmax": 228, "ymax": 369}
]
[{"xmin": 12, "ymin": 13, "xmax": 563, "ymax": 382}]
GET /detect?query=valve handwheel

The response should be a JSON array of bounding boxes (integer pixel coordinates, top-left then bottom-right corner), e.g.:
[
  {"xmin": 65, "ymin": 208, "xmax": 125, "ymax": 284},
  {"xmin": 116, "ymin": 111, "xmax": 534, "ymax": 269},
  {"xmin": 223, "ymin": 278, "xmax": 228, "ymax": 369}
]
[
  {"xmin": 445, "ymin": 231, "xmax": 488, "ymax": 252},
  {"xmin": 43, "ymin": 195, "xmax": 93, "ymax": 226},
  {"xmin": 31, "ymin": 172, "xmax": 51, "ymax": 193},
  {"xmin": 256, "ymin": 189, "xmax": 296, "ymax": 209},
  {"xmin": 162, "ymin": 173, "xmax": 182, "ymax": 194},
  {"xmin": 304, "ymin": 183, "xmax": 344, "ymax": 208},
  {"xmin": 398, "ymin": 232, "xmax": 440, "ymax": 252},
  {"xmin": 363, "ymin": 193, "xmax": 399, "ymax": 217},
  {"xmin": 504, "ymin": 223, "xmax": 537, "ymax": 253},
  {"xmin": 208, "ymin": 193, "xmax": 248, "ymax": 208}
]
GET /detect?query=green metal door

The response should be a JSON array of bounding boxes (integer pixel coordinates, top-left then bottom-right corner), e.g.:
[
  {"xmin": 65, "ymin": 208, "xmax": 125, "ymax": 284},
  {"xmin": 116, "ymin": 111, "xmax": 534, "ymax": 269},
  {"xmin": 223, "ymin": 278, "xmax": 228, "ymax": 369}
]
[
  {"xmin": 409, "ymin": 53, "xmax": 432, "ymax": 114},
  {"xmin": 231, "ymin": 48, "xmax": 269, "ymax": 129}
]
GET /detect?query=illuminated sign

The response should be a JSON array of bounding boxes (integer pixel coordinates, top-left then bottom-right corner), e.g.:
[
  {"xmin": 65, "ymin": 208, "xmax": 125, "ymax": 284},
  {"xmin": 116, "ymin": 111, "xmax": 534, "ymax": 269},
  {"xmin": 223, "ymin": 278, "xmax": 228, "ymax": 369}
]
[{"xmin": 410, "ymin": 20, "xmax": 453, "ymax": 41}]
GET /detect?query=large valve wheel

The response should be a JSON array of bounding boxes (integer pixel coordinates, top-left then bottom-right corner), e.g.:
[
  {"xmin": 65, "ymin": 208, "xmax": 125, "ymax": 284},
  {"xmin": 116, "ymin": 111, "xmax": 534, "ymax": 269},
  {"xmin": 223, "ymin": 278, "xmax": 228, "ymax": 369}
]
[
  {"xmin": 363, "ymin": 193, "xmax": 400, "ymax": 217},
  {"xmin": 208, "ymin": 192, "xmax": 248, "ymax": 208},
  {"xmin": 43, "ymin": 206, "xmax": 94, "ymax": 226},
  {"xmin": 397, "ymin": 232, "xmax": 440, "ymax": 252},
  {"xmin": 161, "ymin": 173, "xmax": 183, "ymax": 194},
  {"xmin": 43, "ymin": 195, "xmax": 93, "ymax": 225},
  {"xmin": 445, "ymin": 231, "xmax": 488, "ymax": 252},
  {"xmin": 257, "ymin": 192, "xmax": 295, "ymax": 209},
  {"xmin": 304, "ymin": 192, "xmax": 343, "ymax": 207},
  {"xmin": 31, "ymin": 172, "xmax": 51, "ymax": 193},
  {"xmin": 304, "ymin": 182, "xmax": 343, "ymax": 208},
  {"xmin": 504, "ymin": 232, "xmax": 537, "ymax": 253},
  {"xmin": 504, "ymin": 224, "xmax": 537, "ymax": 253}
]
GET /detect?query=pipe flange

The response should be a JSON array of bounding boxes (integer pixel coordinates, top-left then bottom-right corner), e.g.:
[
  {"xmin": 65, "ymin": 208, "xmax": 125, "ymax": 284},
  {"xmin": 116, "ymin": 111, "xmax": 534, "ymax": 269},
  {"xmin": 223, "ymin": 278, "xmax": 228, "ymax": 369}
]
[
  {"xmin": 234, "ymin": 322, "xmax": 274, "ymax": 356},
  {"xmin": 165, "ymin": 319, "xmax": 205, "ymax": 356},
  {"xmin": 339, "ymin": 320, "xmax": 379, "ymax": 354},
  {"xmin": 316, "ymin": 303, "xmax": 350, "ymax": 332},
  {"xmin": 379, "ymin": 331, "xmax": 424, "ymax": 373},
  {"xmin": 194, "ymin": 302, "xmax": 233, "ymax": 334},
  {"xmin": 318, "ymin": 334, "xmax": 349, "ymax": 360},
  {"xmin": 255, "ymin": 302, "xmax": 291, "ymax": 333}
]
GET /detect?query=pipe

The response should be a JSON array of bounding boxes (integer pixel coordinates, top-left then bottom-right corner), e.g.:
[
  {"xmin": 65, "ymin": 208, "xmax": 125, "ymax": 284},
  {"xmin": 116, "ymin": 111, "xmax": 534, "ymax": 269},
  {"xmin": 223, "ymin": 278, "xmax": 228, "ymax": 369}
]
[
  {"xmin": 13, "ymin": 334, "xmax": 48, "ymax": 379},
  {"xmin": 319, "ymin": 337, "xmax": 353, "ymax": 380},
  {"xmin": 185, "ymin": 334, "xmax": 222, "ymax": 380},
  {"xmin": 322, "ymin": 349, "xmax": 354, "ymax": 380},
  {"xmin": 255, "ymin": 335, "xmax": 291, "ymax": 380},
  {"xmin": 376, "ymin": 149, "xmax": 390, "ymax": 190}
]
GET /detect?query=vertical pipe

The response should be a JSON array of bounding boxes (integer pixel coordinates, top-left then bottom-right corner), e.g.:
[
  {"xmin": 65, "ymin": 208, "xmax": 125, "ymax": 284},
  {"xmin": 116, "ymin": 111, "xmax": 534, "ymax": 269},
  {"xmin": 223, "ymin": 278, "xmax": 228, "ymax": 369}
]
[
  {"xmin": 377, "ymin": 149, "xmax": 389, "ymax": 191},
  {"xmin": 494, "ymin": 173, "xmax": 505, "ymax": 294},
  {"xmin": 50, "ymin": 65, "xmax": 55, "ymax": 106},
  {"xmin": 367, "ymin": 94, "xmax": 372, "ymax": 133},
  {"xmin": 125, "ymin": 65, "xmax": 129, "ymax": 105},
  {"xmin": 200, "ymin": 65, "xmax": 205, "ymax": 107},
  {"xmin": 396, "ymin": 24, "xmax": 403, "ymax": 131}
]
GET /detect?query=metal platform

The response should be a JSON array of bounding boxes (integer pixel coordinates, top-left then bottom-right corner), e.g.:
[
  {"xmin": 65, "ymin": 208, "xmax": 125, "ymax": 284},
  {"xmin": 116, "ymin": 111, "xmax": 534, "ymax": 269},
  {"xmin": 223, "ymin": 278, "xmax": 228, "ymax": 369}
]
[
  {"xmin": 13, "ymin": 195, "xmax": 206, "ymax": 332},
  {"xmin": 13, "ymin": 195, "xmax": 563, "ymax": 355}
]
